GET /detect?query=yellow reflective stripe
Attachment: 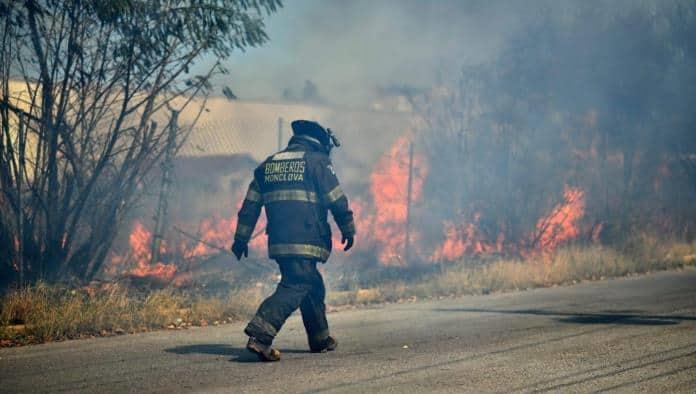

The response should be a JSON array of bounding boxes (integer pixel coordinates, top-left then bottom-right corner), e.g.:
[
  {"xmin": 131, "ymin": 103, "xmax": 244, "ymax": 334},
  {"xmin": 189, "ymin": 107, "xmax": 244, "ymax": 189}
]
[
  {"xmin": 272, "ymin": 151, "xmax": 305, "ymax": 161},
  {"xmin": 294, "ymin": 134, "xmax": 322, "ymax": 147},
  {"xmin": 235, "ymin": 223, "xmax": 254, "ymax": 239},
  {"xmin": 325, "ymin": 185, "xmax": 345, "ymax": 204},
  {"xmin": 245, "ymin": 189, "xmax": 262, "ymax": 203},
  {"xmin": 269, "ymin": 244, "xmax": 330, "ymax": 260},
  {"xmin": 245, "ymin": 180, "xmax": 262, "ymax": 203},
  {"xmin": 263, "ymin": 190, "xmax": 318, "ymax": 204}
]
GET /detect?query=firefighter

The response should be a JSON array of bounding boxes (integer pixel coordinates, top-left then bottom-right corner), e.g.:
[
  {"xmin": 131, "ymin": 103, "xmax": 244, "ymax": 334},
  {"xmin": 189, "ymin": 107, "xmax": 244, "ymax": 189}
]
[{"xmin": 231, "ymin": 120, "xmax": 356, "ymax": 362}]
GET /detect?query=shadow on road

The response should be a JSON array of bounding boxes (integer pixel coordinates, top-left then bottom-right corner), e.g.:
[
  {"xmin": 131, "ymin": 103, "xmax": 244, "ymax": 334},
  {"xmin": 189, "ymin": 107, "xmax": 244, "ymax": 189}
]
[
  {"xmin": 434, "ymin": 308, "xmax": 696, "ymax": 325},
  {"xmin": 309, "ymin": 326, "xmax": 619, "ymax": 393},
  {"xmin": 165, "ymin": 343, "xmax": 310, "ymax": 363}
]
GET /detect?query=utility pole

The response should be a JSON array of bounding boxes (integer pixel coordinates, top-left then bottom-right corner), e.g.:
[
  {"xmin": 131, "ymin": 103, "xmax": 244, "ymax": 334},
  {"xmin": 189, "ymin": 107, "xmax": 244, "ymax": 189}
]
[
  {"xmin": 17, "ymin": 114, "xmax": 25, "ymax": 286},
  {"xmin": 404, "ymin": 141, "xmax": 414, "ymax": 264},
  {"xmin": 278, "ymin": 117, "xmax": 283, "ymax": 151},
  {"xmin": 151, "ymin": 111, "xmax": 178, "ymax": 266}
]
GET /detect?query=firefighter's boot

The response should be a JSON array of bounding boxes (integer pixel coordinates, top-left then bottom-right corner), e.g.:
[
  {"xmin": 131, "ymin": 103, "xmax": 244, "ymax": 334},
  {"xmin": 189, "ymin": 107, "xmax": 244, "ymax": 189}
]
[
  {"xmin": 246, "ymin": 337, "xmax": 281, "ymax": 362},
  {"xmin": 310, "ymin": 335, "xmax": 338, "ymax": 353}
]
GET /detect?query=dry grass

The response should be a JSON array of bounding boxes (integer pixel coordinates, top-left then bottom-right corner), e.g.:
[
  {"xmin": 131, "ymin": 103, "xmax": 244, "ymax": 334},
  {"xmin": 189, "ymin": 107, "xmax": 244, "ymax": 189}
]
[
  {"xmin": 0, "ymin": 283, "xmax": 267, "ymax": 345},
  {"xmin": 2, "ymin": 237, "xmax": 694, "ymax": 346},
  {"xmin": 328, "ymin": 238, "xmax": 696, "ymax": 305}
]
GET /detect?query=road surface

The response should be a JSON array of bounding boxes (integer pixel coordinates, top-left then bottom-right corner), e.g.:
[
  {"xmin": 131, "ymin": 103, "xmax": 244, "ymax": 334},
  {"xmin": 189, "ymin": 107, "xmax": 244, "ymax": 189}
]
[{"xmin": 2, "ymin": 269, "xmax": 695, "ymax": 393}]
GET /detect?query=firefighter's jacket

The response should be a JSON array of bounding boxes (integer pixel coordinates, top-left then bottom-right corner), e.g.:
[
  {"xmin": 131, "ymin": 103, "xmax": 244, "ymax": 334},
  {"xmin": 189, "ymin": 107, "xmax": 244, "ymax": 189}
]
[{"xmin": 233, "ymin": 139, "xmax": 356, "ymax": 262}]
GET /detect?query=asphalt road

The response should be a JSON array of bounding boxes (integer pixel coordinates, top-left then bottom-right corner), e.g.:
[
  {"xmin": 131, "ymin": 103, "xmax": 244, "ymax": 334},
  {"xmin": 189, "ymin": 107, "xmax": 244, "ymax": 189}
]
[{"xmin": 2, "ymin": 269, "xmax": 695, "ymax": 393}]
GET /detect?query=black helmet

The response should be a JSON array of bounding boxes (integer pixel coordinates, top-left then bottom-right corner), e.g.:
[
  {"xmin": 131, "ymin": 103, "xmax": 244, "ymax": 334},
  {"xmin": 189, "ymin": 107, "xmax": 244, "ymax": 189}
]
[{"xmin": 291, "ymin": 120, "xmax": 341, "ymax": 153}]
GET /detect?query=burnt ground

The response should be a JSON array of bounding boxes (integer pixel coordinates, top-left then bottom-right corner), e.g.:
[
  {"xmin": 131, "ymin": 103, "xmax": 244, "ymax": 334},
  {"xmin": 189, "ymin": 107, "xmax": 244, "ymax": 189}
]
[{"xmin": 1, "ymin": 269, "xmax": 695, "ymax": 393}]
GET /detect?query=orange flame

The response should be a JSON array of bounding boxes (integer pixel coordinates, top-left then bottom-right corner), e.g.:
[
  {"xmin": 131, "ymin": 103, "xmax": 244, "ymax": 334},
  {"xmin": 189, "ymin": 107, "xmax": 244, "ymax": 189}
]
[
  {"xmin": 110, "ymin": 137, "xmax": 589, "ymax": 278},
  {"xmin": 430, "ymin": 213, "xmax": 504, "ymax": 261},
  {"xmin": 109, "ymin": 195, "xmax": 268, "ymax": 283},
  {"xmin": 121, "ymin": 221, "xmax": 177, "ymax": 281},
  {"xmin": 368, "ymin": 136, "xmax": 428, "ymax": 265},
  {"xmin": 183, "ymin": 210, "xmax": 267, "ymax": 259},
  {"xmin": 532, "ymin": 186, "xmax": 585, "ymax": 252}
]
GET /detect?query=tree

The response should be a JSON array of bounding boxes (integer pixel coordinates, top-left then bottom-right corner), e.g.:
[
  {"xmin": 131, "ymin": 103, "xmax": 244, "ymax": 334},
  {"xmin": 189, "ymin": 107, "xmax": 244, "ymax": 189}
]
[
  {"xmin": 302, "ymin": 79, "xmax": 320, "ymax": 103},
  {"xmin": 0, "ymin": 0, "xmax": 281, "ymax": 287}
]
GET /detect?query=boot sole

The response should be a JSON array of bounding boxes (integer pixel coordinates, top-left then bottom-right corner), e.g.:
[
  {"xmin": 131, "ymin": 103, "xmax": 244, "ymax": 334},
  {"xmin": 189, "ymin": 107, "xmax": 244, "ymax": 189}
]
[
  {"xmin": 310, "ymin": 341, "xmax": 337, "ymax": 353},
  {"xmin": 310, "ymin": 347, "xmax": 336, "ymax": 353},
  {"xmin": 309, "ymin": 335, "xmax": 338, "ymax": 353},
  {"xmin": 246, "ymin": 342, "xmax": 281, "ymax": 362}
]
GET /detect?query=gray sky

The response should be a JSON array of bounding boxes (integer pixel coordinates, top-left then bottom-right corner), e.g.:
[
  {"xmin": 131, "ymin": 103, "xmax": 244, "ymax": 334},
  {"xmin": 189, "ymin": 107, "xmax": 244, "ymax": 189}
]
[{"xmin": 203, "ymin": 0, "xmax": 534, "ymax": 108}]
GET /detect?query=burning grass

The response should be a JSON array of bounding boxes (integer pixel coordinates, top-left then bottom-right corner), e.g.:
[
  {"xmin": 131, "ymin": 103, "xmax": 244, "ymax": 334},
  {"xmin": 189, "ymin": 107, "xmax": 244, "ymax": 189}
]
[{"xmin": 2, "ymin": 236, "xmax": 694, "ymax": 346}]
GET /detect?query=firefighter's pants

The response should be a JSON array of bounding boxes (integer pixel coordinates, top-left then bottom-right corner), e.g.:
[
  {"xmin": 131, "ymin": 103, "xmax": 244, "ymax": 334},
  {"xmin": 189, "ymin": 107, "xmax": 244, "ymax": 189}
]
[{"xmin": 244, "ymin": 258, "xmax": 329, "ymax": 347}]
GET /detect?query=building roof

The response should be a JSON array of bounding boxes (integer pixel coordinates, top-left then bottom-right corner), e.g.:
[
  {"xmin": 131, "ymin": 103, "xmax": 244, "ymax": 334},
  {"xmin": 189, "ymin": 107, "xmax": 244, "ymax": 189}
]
[
  {"xmin": 177, "ymin": 99, "xmax": 413, "ymax": 184},
  {"xmin": 178, "ymin": 99, "xmax": 334, "ymax": 160}
]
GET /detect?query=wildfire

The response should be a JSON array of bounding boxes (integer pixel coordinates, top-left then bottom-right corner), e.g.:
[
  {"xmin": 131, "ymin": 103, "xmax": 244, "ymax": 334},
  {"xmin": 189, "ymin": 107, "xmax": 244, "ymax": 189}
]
[
  {"xmin": 183, "ymin": 212, "xmax": 267, "ymax": 259},
  {"xmin": 110, "ymin": 136, "xmax": 589, "ymax": 279},
  {"xmin": 430, "ymin": 213, "xmax": 504, "ymax": 261},
  {"xmin": 110, "ymin": 197, "xmax": 268, "ymax": 283},
  {"xmin": 116, "ymin": 221, "xmax": 177, "ymax": 281},
  {"xmin": 532, "ymin": 186, "xmax": 585, "ymax": 251},
  {"xmin": 368, "ymin": 135, "xmax": 428, "ymax": 265},
  {"xmin": 340, "ymin": 137, "xmax": 585, "ymax": 264}
]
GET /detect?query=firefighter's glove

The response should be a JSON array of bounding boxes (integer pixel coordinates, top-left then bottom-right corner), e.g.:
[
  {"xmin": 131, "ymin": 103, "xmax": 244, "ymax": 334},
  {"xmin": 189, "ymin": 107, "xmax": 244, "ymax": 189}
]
[
  {"xmin": 341, "ymin": 235, "xmax": 354, "ymax": 252},
  {"xmin": 231, "ymin": 241, "xmax": 248, "ymax": 261}
]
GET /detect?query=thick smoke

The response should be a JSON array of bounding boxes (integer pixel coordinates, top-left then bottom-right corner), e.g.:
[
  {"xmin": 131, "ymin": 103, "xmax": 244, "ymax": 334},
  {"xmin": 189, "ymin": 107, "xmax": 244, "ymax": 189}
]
[
  {"xmin": 115, "ymin": 0, "xmax": 696, "ymax": 284},
  {"xmin": 409, "ymin": 0, "xmax": 696, "ymax": 261},
  {"xmin": 215, "ymin": 0, "xmax": 677, "ymax": 108},
  {"xmin": 214, "ymin": 0, "xmax": 527, "ymax": 107}
]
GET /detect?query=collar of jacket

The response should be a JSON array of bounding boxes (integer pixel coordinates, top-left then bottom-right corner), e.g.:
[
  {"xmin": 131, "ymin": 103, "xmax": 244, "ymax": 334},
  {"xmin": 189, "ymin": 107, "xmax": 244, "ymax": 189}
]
[{"xmin": 287, "ymin": 135, "xmax": 329, "ymax": 155}]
